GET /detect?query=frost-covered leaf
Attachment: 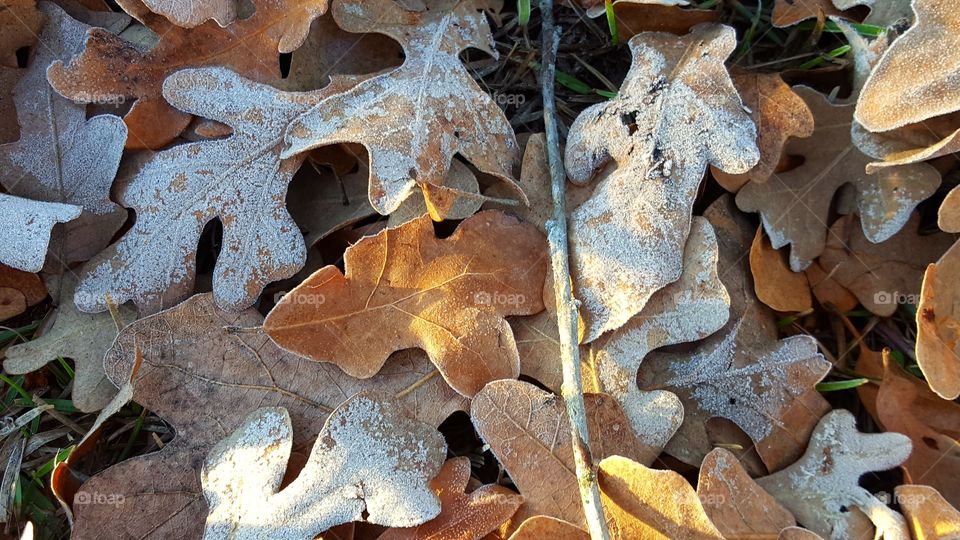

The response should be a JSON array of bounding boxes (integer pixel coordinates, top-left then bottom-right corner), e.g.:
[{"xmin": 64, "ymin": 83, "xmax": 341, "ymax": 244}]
[
  {"xmin": 283, "ymin": 0, "xmax": 522, "ymax": 215},
  {"xmin": 0, "ymin": 2, "xmax": 127, "ymax": 265},
  {"xmin": 202, "ymin": 395, "xmax": 446, "ymax": 539},
  {"xmin": 3, "ymin": 274, "xmax": 136, "ymax": 412},
  {"xmin": 832, "ymin": 0, "xmax": 913, "ymax": 26},
  {"xmin": 73, "ymin": 67, "xmax": 350, "ymax": 314},
  {"xmin": 895, "ymin": 485, "xmax": 960, "ymax": 539},
  {"xmin": 819, "ymin": 213, "xmax": 955, "ymax": 317},
  {"xmin": 264, "ymin": 211, "xmax": 548, "ymax": 398},
  {"xmin": 856, "ymin": 0, "xmax": 960, "ymax": 131},
  {"xmin": 0, "ymin": 193, "xmax": 80, "ymax": 272},
  {"xmin": 141, "ymin": 0, "xmax": 238, "ymax": 27},
  {"xmin": 696, "ymin": 448, "xmax": 796, "ymax": 538},
  {"xmin": 470, "ymin": 380, "xmax": 652, "ymax": 529},
  {"xmin": 756, "ymin": 409, "xmax": 912, "ymax": 540},
  {"xmin": 916, "ymin": 239, "xmax": 960, "ymax": 399},
  {"xmin": 66, "ymin": 294, "xmax": 466, "ymax": 539},
  {"xmin": 378, "ymin": 457, "xmax": 523, "ymax": 540},
  {"xmin": 736, "ymin": 86, "xmax": 940, "ymax": 271},
  {"xmin": 563, "ymin": 24, "xmax": 758, "ymax": 341},
  {"xmin": 47, "ymin": 0, "xmax": 328, "ymax": 149}
]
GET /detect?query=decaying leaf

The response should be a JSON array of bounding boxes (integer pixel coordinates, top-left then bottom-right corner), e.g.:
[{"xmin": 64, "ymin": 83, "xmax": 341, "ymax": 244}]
[
  {"xmin": 47, "ymin": 0, "xmax": 326, "ymax": 148},
  {"xmin": 772, "ymin": 0, "xmax": 842, "ymax": 27},
  {"xmin": 563, "ymin": 24, "xmax": 758, "ymax": 341},
  {"xmin": 264, "ymin": 211, "xmax": 547, "ymax": 398},
  {"xmin": 916, "ymin": 239, "xmax": 960, "ymax": 399},
  {"xmin": 736, "ymin": 86, "xmax": 941, "ymax": 271},
  {"xmin": 696, "ymin": 448, "xmax": 796, "ymax": 538},
  {"xmin": 712, "ymin": 71, "xmax": 815, "ymax": 193},
  {"xmin": 856, "ymin": 0, "xmax": 960, "ymax": 132},
  {"xmin": 598, "ymin": 455, "xmax": 724, "ymax": 539},
  {"xmin": 202, "ymin": 395, "xmax": 446, "ymax": 539},
  {"xmin": 0, "ymin": 2, "xmax": 128, "ymax": 265},
  {"xmin": 819, "ymin": 214, "xmax": 955, "ymax": 317},
  {"xmin": 68, "ymin": 294, "xmax": 467, "ymax": 539},
  {"xmin": 750, "ymin": 226, "xmax": 813, "ymax": 312},
  {"xmin": 141, "ymin": 0, "xmax": 238, "ymax": 28},
  {"xmin": 72, "ymin": 67, "xmax": 353, "ymax": 314},
  {"xmin": 378, "ymin": 457, "xmax": 523, "ymax": 540},
  {"xmin": 756, "ymin": 409, "xmax": 912, "ymax": 540},
  {"xmin": 283, "ymin": 0, "xmax": 522, "ymax": 216},
  {"xmin": 470, "ymin": 380, "xmax": 651, "ymax": 528},
  {"xmin": 895, "ymin": 485, "xmax": 960, "ymax": 539},
  {"xmin": 3, "ymin": 274, "xmax": 136, "ymax": 412},
  {"xmin": 0, "ymin": 193, "xmax": 80, "ymax": 272}
]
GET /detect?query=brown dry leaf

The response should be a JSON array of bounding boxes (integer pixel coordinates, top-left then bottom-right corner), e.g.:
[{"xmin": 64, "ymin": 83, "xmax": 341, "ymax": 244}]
[
  {"xmin": 3, "ymin": 274, "xmax": 136, "ymax": 412},
  {"xmin": 0, "ymin": 1, "xmax": 43, "ymax": 66},
  {"xmin": 0, "ymin": 193, "xmax": 80, "ymax": 272},
  {"xmin": 141, "ymin": 0, "xmax": 237, "ymax": 28},
  {"xmin": 804, "ymin": 260, "xmax": 859, "ymax": 313},
  {"xmin": 286, "ymin": 159, "xmax": 376, "ymax": 250},
  {"xmin": 202, "ymin": 396, "xmax": 446, "ymax": 539},
  {"xmin": 819, "ymin": 213, "xmax": 955, "ymax": 317},
  {"xmin": 507, "ymin": 516, "xmax": 589, "ymax": 540},
  {"xmin": 283, "ymin": 0, "xmax": 522, "ymax": 216},
  {"xmin": 563, "ymin": 24, "xmax": 758, "ymax": 341},
  {"xmin": 772, "ymin": 0, "xmax": 842, "ymax": 27},
  {"xmin": 778, "ymin": 527, "xmax": 825, "ymax": 540},
  {"xmin": 0, "ymin": 2, "xmax": 128, "ymax": 265},
  {"xmin": 750, "ymin": 226, "xmax": 813, "ymax": 312},
  {"xmin": 639, "ymin": 309, "xmax": 831, "ymax": 468},
  {"xmin": 387, "ymin": 159, "xmax": 485, "ymax": 228},
  {"xmin": 597, "ymin": 455, "xmax": 724, "ymax": 540},
  {"xmin": 896, "ymin": 485, "xmax": 960, "ymax": 539},
  {"xmin": 609, "ymin": 2, "xmax": 721, "ymax": 39},
  {"xmin": 916, "ymin": 239, "xmax": 960, "ymax": 399},
  {"xmin": 832, "ymin": 0, "xmax": 913, "ymax": 26},
  {"xmin": 873, "ymin": 350, "xmax": 960, "ymax": 507},
  {"xmin": 856, "ymin": 0, "xmax": 959, "ymax": 132},
  {"xmin": 696, "ymin": 448, "xmax": 796, "ymax": 538},
  {"xmin": 0, "ymin": 265, "xmax": 46, "ymax": 307},
  {"xmin": 712, "ymin": 71, "xmax": 815, "ymax": 193},
  {"xmin": 942, "ymin": 186, "xmax": 960, "ymax": 233},
  {"xmin": 47, "ymin": 0, "xmax": 328, "ymax": 149},
  {"xmin": 736, "ymin": 86, "xmax": 941, "ymax": 271},
  {"xmin": 265, "ymin": 211, "xmax": 547, "ymax": 398},
  {"xmin": 756, "ymin": 410, "xmax": 912, "ymax": 540},
  {"xmin": 470, "ymin": 380, "xmax": 652, "ymax": 528},
  {"xmin": 378, "ymin": 457, "xmax": 523, "ymax": 540},
  {"xmin": 66, "ymin": 293, "xmax": 467, "ymax": 539},
  {"xmin": 72, "ymin": 68, "xmax": 357, "ymax": 314}
]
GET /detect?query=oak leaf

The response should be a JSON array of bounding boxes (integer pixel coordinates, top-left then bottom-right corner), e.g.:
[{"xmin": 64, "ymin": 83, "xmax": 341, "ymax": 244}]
[
  {"xmin": 0, "ymin": 193, "xmax": 79, "ymax": 272},
  {"xmin": 942, "ymin": 186, "xmax": 960, "ymax": 233},
  {"xmin": 604, "ymin": 2, "xmax": 721, "ymax": 39},
  {"xmin": 0, "ymin": 265, "xmax": 45, "ymax": 321},
  {"xmin": 916, "ymin": 239, "xmax": 960, "ymax": 399},
  {"xmin": 283, "ymin": 0, "xmax": 522, "ymax": 216},
  {"xmin": 895, "ymin": 485, "xmax": 960, "ymax": 539},
  {"xmin": 286, "ymin": 165, "xmax": 376, "ymax": 251},
  {"xmin": 47, "ymin": 0, "xmax": 327, "ymax": 149},
  {"xmin": 778, "ymin": 527, "xmax": 826, "ymax": 540},
  {"xmin": 755, "ymin": 409, "xmax": 912, "ymax": 540},
  {"xmin": 202, "ymin": 396, "xmax": 446, "ymax": 539},
  {"xmin": 264, "ymin": 210, "xmax": 548, "ymax": 398},
  {"xmin": 0, "ymin": 0, "xmax": 42, "ymax": 67},
  {"xmin": 378, "ymin": 457, "xmax": 523, "ymax": 540},
  {"xmin": 507, "ymin": 516, "xmax": 588, "ymax": 540},
  {"xmin": 832, "ymin": 0, "xmax": 913, "ymax": 26},
  {"xmin": 696, "ymin": 448, "xmax": 796, "ymax": 538},
  {"xmin": 750, "ymin": 226, "xmax": 813, "ymax": 313},
  {"xmin": 563, "ymin": 24, "xmax": 758, "ymax": 341},
  {"xmin": 772, "ymin": 0, "xmax": 841, "ymax": 27},
  {"xmin": 141, "ymin": 0, "xmax": 237, "ymax": 28},
  {"xmin": 736, "ymin": 86, "xmax": 940, "ymax": 271},
  {"xmin": 66, "ymin": 293, "xmax": 467, "ymax": 539}
]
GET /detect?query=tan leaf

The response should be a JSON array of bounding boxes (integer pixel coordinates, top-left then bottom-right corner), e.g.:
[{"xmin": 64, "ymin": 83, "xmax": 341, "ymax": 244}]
[
  {"xmin": 379, "ymin": 457, "xmax": 523, "ymax": 540},
  {"xmin": 896, "ymin": 485, "xmax": 960, "ymax": 539},
  {"xmin": 141, "ymin": 0, "xmax": 237, "ymax": 27},
  {"xmin": 819, "ymin": 214, "xmax": 955, "ymax": 317},
  {"xmin": 283, "ymin": 0, "xmax": 522, "ymax": 216},
  {"xmin": 598, "ymin": 455, "xmax": 724, "ymax": 539},
  {"xmin": 0, "ymin": 265, "xmax": 46, "ymax": 307},
  {"xmin": 778, "ymin": 527, "xmax": 825, "ymax": 540},
  {"xmin": 916, "ymin": 239, "xmax": 960, "ymax": 399},
  {"xmin": 750, "ymin": 226, "xmax": 813, "ymax": 312},
  {"xmin": 696, "ymin": 448, "xmax": 795, "ymax": 538},
  {"xmin": 0, "ymin": 287, "xmax": 25, "ymax": 322},
  {"xmin": 865, "ymin": 127, "xmax": 960, "ymax": 173},
  {"xmin": 67, "ymin": 293, "xmax": 467, "ymax": 539},
  {"xmin": 772, "ymin": 0, "xmax": 842, "ymax": 27},
  {"xmin": 856, "ymin": 0, "xmax": 959, "ymax": 131},
  {"xmin": 387, "ymin": 159, "xmax": 485, "ymax": 228},
  {"xmin": 0, "ymin": 0, "xmax": 43, "ymax": 67},
  {"xmin": 47, "ymin": 0, "xmax": 328, "ymax": 149},
  {"xmin": 712, "ymin": 71, "xmax": 815, "ymax": 193},
  {"xmin": 756, "ymin": 410, "xmax": 912, "ymax": 540},
  {"xmin": 942, "ymin": 186, "xmax": 960, "ymax": 233},
  {"xmin": 470, "ymin": 380, "xmax": 651, "ymax": 528},
  {"xmin": 265, "ymin": 211, "xmax": 547, "ymax": 398},
  {"xmin": 202, "ymin": 396, "xmax": 446, "ymax": 539},
  {"xmin": 0, "ymin": 2, "xmax": 128, "ymax": 265},
  {"xmin": 736, "ymin": 86, "xmax": 941, "ymax": 271},
  {"xmin": 804, "ymin": 261, "xmax": 858, "ymax": 313},
  {"xmin": 0, "ymin": 193, "xmax": 79, "ymax": 272},
  {"xmin": 608, "ymin": 2, "xmax": 720, "ymax": 39},
  {"xmin": 73, "ymin": 67, "xmax": 354, "ymax": 314},
  {"xmin": 3, "ymin": 274, "xmax": 136, "ymax": 412},
  {"xmin": 507, "ymin": 516, "xmax": 588, "ymax": 540},
  {"xmin": 563, "ymin": 24, "xmax": 758, "ymax": 341}
]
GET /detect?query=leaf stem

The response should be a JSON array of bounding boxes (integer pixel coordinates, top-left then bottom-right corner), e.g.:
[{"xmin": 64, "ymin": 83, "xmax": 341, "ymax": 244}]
[{"xmin": 537, "ymin": 3, "xmax": 610, "ymax": 539}]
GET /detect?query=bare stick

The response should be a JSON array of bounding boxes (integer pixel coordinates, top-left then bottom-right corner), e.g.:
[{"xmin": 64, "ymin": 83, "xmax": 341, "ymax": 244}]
[{"xmin": 538, "ymin": 3, "xmax": 611, "ymax": 539}]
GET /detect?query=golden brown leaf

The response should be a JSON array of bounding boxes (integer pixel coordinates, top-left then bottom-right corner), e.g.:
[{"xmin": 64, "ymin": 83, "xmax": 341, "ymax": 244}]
[
  {"xmin": 772, "ymin": 0, "xmax": 842, "ymax": 27},
  {"xmin": 610, "ymin": 2, "xmax": 720, "ymax": 39},
  {"xmin": 750, "ymin": 226, "xmax": 813, "ymax": 312},
  {"xmin": 940, "ymin": 186, "xmax": 960, "ymax": 233},
  {"xmin": 507, "ymin": 516, "xmax": 588, "ymax": 540},
  {"xmin": 804, "ymin": 261, "xmax": 858, "ymax": 313},
  {"xmin": 896, "ymin": 485, "xmax": 960, "ymax": 540},
  {"xmin": 916, "ymin": 239, "xmax": 960, "ymax": 399}
]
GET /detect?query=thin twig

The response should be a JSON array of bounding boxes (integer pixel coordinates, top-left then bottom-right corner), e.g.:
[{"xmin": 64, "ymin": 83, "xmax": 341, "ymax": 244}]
[{"xmin": 538, "ymin": 3, "xmax": 610, "ymax": 539}]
